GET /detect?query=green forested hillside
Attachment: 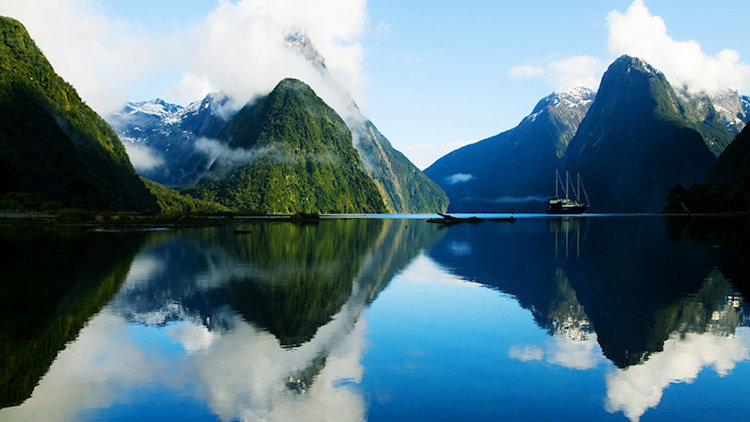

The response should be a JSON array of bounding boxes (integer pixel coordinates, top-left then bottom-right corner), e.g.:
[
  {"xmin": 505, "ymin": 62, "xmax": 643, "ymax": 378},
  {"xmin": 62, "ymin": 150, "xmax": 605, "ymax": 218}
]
[
  {"xmin": 141, "ymin": 177, "xmax": 230, "ymax": 214},
  {"xmin": 186, "ymin": 78, "xmax": 386, "ymax": 214},
  {"xmin": 0, "ymin": 16, "xmax": 156, "ymax": 211}
]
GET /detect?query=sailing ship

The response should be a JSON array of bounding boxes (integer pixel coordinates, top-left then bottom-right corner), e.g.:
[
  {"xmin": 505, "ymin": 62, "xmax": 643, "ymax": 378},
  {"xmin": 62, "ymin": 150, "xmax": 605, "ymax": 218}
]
[{"xmin": 546, "ymin": 170, "xmax": 590, "ymax": 214}]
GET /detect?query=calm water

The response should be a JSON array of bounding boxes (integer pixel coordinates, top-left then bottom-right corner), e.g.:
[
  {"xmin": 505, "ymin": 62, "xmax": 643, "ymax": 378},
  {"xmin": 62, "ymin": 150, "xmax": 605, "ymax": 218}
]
[{"xmin": 2, "ymin": 216, "xmax": 750, "ymax": 421}]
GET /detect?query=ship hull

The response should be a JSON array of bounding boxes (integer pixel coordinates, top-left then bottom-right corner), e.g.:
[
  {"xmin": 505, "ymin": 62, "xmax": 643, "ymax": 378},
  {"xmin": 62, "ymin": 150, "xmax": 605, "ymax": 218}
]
[{"xmin": 546, "ymin": 199, "xmax": 587, "ymax": 215}]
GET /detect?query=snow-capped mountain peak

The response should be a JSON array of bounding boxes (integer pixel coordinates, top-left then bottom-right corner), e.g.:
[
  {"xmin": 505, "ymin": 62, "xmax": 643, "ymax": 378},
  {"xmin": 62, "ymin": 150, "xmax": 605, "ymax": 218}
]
[
  {"xmin": 286, "ymin": 31, "xmax": 327, "ymax": 72},
  {"xmin": 523, "ymin": 87, "xmax": 596, "ymax": 124},
  {"xmin": 553, "ymin": 87, "xmax": 596, "ymax": 109}
]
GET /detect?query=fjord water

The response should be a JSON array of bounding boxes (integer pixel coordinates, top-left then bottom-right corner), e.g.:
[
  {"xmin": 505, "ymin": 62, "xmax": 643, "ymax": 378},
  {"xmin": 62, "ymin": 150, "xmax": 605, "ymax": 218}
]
[{"xmin": 2, "ymin": 217, "xmax": 750, "ymax": 421}]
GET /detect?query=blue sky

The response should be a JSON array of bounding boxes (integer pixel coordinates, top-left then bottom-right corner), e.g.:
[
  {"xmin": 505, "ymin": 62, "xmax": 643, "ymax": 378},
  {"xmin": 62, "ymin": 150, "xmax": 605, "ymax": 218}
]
[{"xmin": 1, "ymin": 0, "xmax": 748, "ymax": 168}]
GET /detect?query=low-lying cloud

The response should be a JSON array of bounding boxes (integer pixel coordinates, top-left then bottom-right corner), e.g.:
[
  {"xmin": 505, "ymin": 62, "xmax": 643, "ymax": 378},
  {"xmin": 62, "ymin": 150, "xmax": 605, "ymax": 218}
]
[
  {"xmin": 194, "ymin": 137, "xmax": 277, "ymax": 180},
  {"xmin": 195, "ymin": 137, "xmax": 341, "ymax": 181},
  {"xmin": 459, "ymin": 195, "xmax": 549, "ymax": 204},
  {"xmin": 445, "ymin": 173, "xmax": 475, "ymax": 185},
  {"xmin": 122, "ymin": 142, "xmax": 165, "ymax": 171}
]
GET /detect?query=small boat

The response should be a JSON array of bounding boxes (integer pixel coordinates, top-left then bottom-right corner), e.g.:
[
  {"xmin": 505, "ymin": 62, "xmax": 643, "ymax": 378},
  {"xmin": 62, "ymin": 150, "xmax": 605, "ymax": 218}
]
[{"xmin": 546, "ymin": 171, "xmax": 590, "ymax": 215}]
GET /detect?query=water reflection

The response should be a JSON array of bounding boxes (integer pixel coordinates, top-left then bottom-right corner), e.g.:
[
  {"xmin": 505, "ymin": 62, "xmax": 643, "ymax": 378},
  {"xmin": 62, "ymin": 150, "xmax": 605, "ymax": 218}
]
[
  {"xmin": 427, "ymin": 216, "xmax": 750, "ymax": 421},
  {"xmin": 0, "ymin": 220, "xmax": 443, "ymax": 421},
  {"xmin": 0, "ymin": 227, "xmax": 147, "ymax": 408},
  {"xmin": 2, "ymin": 216, "xmax": 750, "ymax": 421}
]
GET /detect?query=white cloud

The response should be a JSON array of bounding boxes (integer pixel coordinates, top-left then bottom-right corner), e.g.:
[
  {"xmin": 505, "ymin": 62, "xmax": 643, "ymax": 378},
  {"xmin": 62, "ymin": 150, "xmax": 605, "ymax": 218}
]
[
  {"xmin": 459, "ymin": 195, "xmax": 548, "ymax": 205},
  {"xmin": 398, "ymin": 254, "xmax": 482, "ymax": 288},
  {"xmin": 122, "ymin": 142, "xmax": 165, "ymax": 171},
  {"xmin": 607, "ymin": 0, "xmax": 750, "ymax": 94},
  {"xmin": 121, "ymin": 254, "xmax": 165, "ymax": 290},
  {"xmin": 509, "ymin": 65, "xmax": 545, "ymax": 79},
  {"xmin": 0, "ymin": 0, "xmax": 369, "ymax": 118},
  {"xmin": 548, "ymin": 56, "xmax": 608, "ymax": 92},
  {"xmin": 605, "ymin": 328, "xmax": 750, "ymax": 422},
  {"xmin": 448, "ymin": 241, "xmax": 472, "ymax": 257},
  {"xmin": 445, "ymin": 173, "xmax": 475, "ymax": 185},
  {"xmin": 169, "ymin": 73, "xmax": 218, "ymax": 106},
  {"xmin": 166, "ymin": 322, "xmax": 218, "ymax": 354},
  {"xmin": 182, "ymin": 0, "xmax": 368, "ymax": 114},
  {"xmin": 508, "ymin": 345, "xmax": 544, "ymax": 362},
  {"xmin": 509, "ymin": 335, "xmax": 603, "ymax": 370},
  {"xmin": 508, "ymin": 0, "xmax": 750, "ymax": 96},
  {"xmin": 546, "ymin": 337, "xmax": 602, "ymax": 370},
  {"xmin": 508, "ymin": 56, "xmax": 606, "ymax": 92},
  {"xmin": 0, "ymin": 0, "xmax": 167, "ymax": 115},
  {"xmin": 0, "ymin": 312, "xmax": 162, "ymax": 422}
]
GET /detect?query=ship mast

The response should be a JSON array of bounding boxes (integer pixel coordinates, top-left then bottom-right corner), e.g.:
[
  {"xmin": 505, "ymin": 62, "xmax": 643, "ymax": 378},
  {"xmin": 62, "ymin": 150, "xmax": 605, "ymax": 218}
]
[{"xmin": 555, "ymin": 170, "xmax": 559, "ymax": 197}]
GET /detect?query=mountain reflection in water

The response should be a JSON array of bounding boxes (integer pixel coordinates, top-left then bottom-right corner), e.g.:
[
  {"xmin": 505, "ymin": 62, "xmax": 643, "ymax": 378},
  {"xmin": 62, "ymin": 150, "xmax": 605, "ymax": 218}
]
[
  {"xmin": 0, "ymin": 219, "xmax": 443, "ymax": 421},
  {"xmin": 427, "ymin": 216, "xmax": 750, "ymax": 421},
  {"xmin": 2, "ymin": 216, "xmax": 750, "ymax": 421}
]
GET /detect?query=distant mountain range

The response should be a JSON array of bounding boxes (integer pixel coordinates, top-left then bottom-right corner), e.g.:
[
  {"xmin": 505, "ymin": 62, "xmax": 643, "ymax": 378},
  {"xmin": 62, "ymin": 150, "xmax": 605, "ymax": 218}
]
[
  {"xmin": 3, "ymin": 13, "xmax": 749, "ymax": 215},
  {"xmin": 108, "ymin": 93, "xmax": 232, "ymax": 188},
  {"xmin": 425, "ymin": 87, "xmax": 595, "ymax": 212},
  {"xmin": 0, "ymin": 16, "xmax": 157, "ymax": 211},
  {"xmin": 427, "ymin": 54, "xmax": 749, "ymax": 213}
]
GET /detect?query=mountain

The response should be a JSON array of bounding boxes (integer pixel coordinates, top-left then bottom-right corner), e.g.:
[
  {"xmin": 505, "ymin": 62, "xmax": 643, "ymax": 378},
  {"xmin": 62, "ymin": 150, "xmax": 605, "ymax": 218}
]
[
  {"xmin": 424, "ymin": 87, "xmax": 595, "ymax": 212},
  {"xmin": 108, "ymin": 93, "xmax": 231, "ymax": 187},
  {"xmin": 286, "ymin": 33, "xmax": 448, "ymax": 213},
  {"xmin": 564, "ymin": 55, "xmax": 717, "ymax": 213},
  {"xmin": 0, "ymin": 17, "xmax": 156, "ymax": 211},
  {"xmin": 185, "ymin": 78, "xmax": 387, "ymax": 214},
  {"xmin": 108, "ymin": 33, "xmax": 447, "ymax": 213},
  {"xmin": 425, "ymin": 217, "xmax": 742, "ymax": 369},
  {"xmin": 664, "ymin": 124, "xmax": 750, "ymax": 213},
  {"xmin": 140, "ymin": 177, "xmax": 230, "ymax": 214},
  {"xmin": 706, "ymin": 123, "xmax": 750, "ymax": 184},
  {"xmin": 351, "ymin": 119, "xmax": 448, "ymax": 213}
]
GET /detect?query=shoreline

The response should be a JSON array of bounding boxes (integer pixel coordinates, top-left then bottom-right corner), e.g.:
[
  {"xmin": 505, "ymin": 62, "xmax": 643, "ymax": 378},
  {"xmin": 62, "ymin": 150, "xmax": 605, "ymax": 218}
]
[{"xmin": 0, "ymin": 211, "xmax": 748, "ymax": 232}]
